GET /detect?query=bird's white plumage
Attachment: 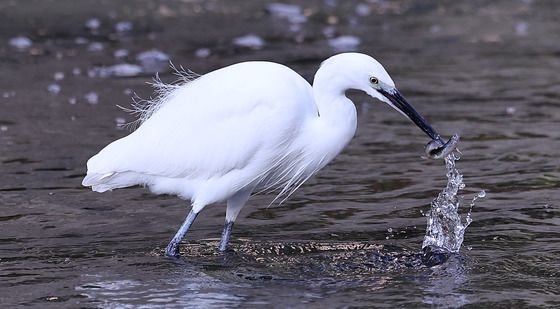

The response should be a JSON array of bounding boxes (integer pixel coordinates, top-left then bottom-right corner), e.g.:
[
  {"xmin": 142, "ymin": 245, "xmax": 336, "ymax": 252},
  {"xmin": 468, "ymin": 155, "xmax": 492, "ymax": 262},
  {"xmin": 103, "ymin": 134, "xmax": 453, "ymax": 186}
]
[
  {"xmin": 83, "ymin": 53, "xmax": 395, "ymax": 213},
  {"xmin": 85, "ymin": 62, "xmax": 319, "ymax": 210}
]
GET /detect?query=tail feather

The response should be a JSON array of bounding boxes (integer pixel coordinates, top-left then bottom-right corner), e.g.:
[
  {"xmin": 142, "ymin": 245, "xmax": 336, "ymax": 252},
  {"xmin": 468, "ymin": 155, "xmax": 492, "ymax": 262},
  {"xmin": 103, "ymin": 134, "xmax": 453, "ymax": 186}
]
[
  {"xmin": 82, "ymin": 172, "xmax": 116, "ymax": 192},
  {"xmin": 82, "ymin": 172, "xmax": 114, "ymax": 186},
  {"xmin": 83, "ymin": 171, "xmax": 147, "ymax": 193}
]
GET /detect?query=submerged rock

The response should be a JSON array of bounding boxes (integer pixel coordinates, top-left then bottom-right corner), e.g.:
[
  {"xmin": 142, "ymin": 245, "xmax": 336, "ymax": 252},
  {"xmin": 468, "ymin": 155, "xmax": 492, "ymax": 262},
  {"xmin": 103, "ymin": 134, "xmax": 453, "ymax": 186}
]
[
  {"xmin": 84, "ymin": 92, "xmax": 99, "ymax": 105},
  {"xmin": 53, "ymin": 72, "xmax": 65, "ymax": 81},
  {"xmin": 266, "ymin": 3, "xmax": 307, "ymax": 24},
  {"xmin": 355, "ymin": 3, "xmax": 371, "ymax": 16},
  {"xmin": 74, "ymin": 37, "xmax": 89, "ymax": 45},
  {"xmin": 232, "ymin": 34, "xmax": 265, "ymax": 50},
  {"xmin": 113, "ymin": 49, "xmax": 129, "ymax": 59},
  {"xmin": 2, "ymin": 91, "xmax": 16, "ymax": 99},
  {"xmin": 88, "ymin": 64, "xmax": 143, "ymax": 78},
  {"xmin": 195, "ymin": 48, "xmax": 211, "ymax": 58},
  {"xmin": 47, "ymin": 83, "xmax": 61, "ymax": 94},
  {"xmin": 160, "ymin": 239, "xmax": 454, "ymax": 280},
  {"xmin": 85, "ymin": 18, "xmax": 101, "ymax": 31},
  {"xmin": 515, "ymin": 21, "xmax": 529, "ymax": 36},
  {"xmin": 87, "ymin": 42, "xmax": 105, "ymax": 52},
  {"xmin": 328, "ymin": 35, "xmax": 361, "ymax": 51},
  {"xmin": 115, "ymin": 21, "xmax": 133, "ymax": 34},
  {"xmin": 136, "ymin": 50, "xmax": 170, "ymax": 73},
  {"xmin": 9, "ymin": 36, "xmax": 32, "ymax": 50}
]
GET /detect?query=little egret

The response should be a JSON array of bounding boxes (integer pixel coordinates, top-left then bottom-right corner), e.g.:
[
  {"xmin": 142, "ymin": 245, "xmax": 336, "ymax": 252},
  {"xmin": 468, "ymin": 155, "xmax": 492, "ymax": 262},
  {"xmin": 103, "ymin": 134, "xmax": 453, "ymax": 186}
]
[{"xmin": 83, "ymin": 53, "xmax": 455, "ymax": 257}]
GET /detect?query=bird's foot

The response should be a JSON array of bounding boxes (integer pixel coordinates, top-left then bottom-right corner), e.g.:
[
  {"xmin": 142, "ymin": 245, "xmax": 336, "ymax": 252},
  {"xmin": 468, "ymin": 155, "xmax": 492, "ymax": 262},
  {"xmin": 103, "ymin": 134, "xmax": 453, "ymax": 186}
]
[
  {"xmin": 217, "ymin": 242, "xmax": 229, "ymax": 253},
  {"xmin": 165, "ymin": 243, "xmax": 181, "ymax": 257},
  {"xmin": 218, "ymin": 221, "xmax": 234, "ymax": 253}
]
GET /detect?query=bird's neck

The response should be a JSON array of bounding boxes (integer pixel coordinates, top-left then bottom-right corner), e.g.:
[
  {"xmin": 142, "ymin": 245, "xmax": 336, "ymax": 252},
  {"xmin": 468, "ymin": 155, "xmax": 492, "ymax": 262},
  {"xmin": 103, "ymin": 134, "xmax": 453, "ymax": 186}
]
[
  {"xmin": 312, "ymin": 65, "xmax": 357, "ymax": 129},
  {"xmin": 304, "ymin": 66, "xmax": 357, "ymax": 165}
]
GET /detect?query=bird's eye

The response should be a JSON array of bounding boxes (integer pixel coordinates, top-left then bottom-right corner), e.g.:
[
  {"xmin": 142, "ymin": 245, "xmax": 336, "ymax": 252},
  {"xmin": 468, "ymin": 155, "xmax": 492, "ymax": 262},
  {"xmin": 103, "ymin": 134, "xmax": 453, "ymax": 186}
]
[{"xmin": 369, "ymin": 77, "xmax": 379, "ymax": 84}]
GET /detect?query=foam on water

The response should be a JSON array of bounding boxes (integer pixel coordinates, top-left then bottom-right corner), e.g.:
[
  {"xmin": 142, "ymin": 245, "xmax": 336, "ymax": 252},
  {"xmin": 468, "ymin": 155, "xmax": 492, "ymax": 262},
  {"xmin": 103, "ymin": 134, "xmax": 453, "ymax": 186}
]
[{"xmin": 422, "ymin": 153, "xmax": 485, "ymax": 253}]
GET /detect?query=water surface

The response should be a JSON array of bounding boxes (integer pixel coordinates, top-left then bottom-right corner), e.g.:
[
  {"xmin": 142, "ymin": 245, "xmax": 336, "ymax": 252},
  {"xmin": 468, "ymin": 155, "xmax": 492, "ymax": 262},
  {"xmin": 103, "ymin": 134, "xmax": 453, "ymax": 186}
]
[{"xmin": 1, "ymin": 0, "xmax": 559, "ymax": 307}]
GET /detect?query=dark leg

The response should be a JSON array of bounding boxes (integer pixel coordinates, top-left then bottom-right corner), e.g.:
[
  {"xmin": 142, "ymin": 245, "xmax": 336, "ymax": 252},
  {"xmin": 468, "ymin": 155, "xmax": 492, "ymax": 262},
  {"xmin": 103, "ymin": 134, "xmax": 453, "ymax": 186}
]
[
  {"xmin": 216, "ymin": 188, "xmax": 252, "ymax": 252},
  {"xmin": 165, "ymin": 209, "xmax": 198, "ymax": 257},
  {"xmin": 218, "ymin": 221, "xmax": 235, "ymax": 252}
]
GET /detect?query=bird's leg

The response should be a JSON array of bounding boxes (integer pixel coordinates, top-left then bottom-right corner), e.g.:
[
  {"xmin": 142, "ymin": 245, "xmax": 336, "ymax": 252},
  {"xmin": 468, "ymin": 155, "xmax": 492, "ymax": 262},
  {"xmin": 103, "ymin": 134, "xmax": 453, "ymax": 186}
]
[
  {"xmin": 217, "ymin": 188, "xmax": 252, "ymax": 252},
  {"xmin": 218, "ymin": 221, "xmax": 234, "ymax": 252},
  {"xmin": 165, "ymin": 209, "xmax": 198, "ymax": 257}
]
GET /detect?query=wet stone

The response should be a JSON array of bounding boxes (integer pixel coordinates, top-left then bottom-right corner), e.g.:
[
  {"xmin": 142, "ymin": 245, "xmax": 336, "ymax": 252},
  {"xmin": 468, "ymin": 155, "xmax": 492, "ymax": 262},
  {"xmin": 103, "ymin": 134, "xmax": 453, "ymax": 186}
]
[
  {"xmin": 53, "ymin": 72, "xmax": 65, "ymax": 81},
  {"xmin": 88, "ymin": 64, "xmax": 143, "ymax": 78},
  {"xmin": 113, "ymin": 49, "xmax": 129, "ymax": 59},
  {"xmin": 87, "ymin": 42, "xmax": 104, "ymax": 52},
  {"xmin": 515, "ymin": 22, "xmax": 529, "ymax": 36},
  {"xmin": 74, "ymin": 37, "xmax": 89, "ymax": 45},
  {"xmin": 9, "ymin": 36, "xmax": 32, "ymax": 50},
  {"xmin": 355, "ymin": 3, "xmax": 371, "ymax": 16},
  {"xmin": 157, "ymin": 240, "xmax": 451, "ymax": 281},
  {"xmin": 115, "ymin": 21, "xmax": 133, "ymax": 34},
  {"xmin": 84, "ymin": 92, "xmax": 99, "ymax": 105},
  {"xmin": 47, "ymin": 83, "xmax": 61, "ymax": 94},
  {"xmin": 232, "ymin": 34, "xmax": 265, "ymax": 50},
  {"xmin": 85, "ymin": 18, "xmax": 101, "ymax": 31},
  {"xmin": 2, "ymin": 91, "xmax": 16, "ymax": 99},
  {"xmin": 266, "ymin": 3, "xmax": 307, "ymax": 25},
  {"xmin": 195, "ymin": 48, "xmax": 211, "ymax": 58},
  {"xmin": 328, "ymin": 35, "xmax": 361, "ymax": 52},
  {"xmin": 136, "ymin": 50, "xmax": 170, "ymax": 73}
]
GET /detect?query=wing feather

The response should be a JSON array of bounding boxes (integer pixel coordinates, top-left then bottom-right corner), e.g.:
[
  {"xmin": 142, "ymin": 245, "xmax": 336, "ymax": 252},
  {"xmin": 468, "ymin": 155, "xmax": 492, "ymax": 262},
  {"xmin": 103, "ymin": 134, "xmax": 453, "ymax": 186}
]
[{"xmin": 84, "ymin": 62, "xmax": 316, "ymax": 191}]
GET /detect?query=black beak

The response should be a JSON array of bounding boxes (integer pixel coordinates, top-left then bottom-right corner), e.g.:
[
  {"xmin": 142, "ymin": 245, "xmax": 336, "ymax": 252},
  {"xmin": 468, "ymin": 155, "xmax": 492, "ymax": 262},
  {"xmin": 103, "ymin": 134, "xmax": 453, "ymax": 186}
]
[{"xmin": 379, "ymin": 88, "xmax": 444, "ymax": 144}]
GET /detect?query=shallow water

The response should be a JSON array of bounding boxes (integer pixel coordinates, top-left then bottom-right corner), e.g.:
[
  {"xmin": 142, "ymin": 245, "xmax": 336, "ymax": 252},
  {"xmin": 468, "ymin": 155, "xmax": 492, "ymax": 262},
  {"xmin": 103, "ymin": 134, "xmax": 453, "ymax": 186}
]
[{"xmin": 1, "ymin": 0, "xmax": 560, "ymax": 308}]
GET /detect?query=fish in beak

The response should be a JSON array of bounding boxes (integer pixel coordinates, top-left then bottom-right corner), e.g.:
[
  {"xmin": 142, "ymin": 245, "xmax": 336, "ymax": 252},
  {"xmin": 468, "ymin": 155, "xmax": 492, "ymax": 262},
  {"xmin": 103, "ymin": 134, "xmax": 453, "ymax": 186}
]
[{"xmin": 378, "ymin": 88, "xmax": 459, "ymax": 159}]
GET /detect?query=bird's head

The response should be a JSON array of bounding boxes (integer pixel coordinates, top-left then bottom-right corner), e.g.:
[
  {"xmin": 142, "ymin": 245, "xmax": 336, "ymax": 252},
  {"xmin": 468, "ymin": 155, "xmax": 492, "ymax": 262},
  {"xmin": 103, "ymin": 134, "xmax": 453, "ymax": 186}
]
[{"xmin": 320, "ymin": 53, "xmax": 458, "ymax": 159}]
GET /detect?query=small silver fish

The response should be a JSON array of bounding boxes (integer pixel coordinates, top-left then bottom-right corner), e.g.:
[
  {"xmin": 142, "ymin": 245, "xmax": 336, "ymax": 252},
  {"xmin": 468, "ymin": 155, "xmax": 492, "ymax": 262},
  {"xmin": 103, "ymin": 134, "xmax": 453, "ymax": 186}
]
[{"xmin": 425, "ymin": 134, "xmax": 460, "ymax": 159}]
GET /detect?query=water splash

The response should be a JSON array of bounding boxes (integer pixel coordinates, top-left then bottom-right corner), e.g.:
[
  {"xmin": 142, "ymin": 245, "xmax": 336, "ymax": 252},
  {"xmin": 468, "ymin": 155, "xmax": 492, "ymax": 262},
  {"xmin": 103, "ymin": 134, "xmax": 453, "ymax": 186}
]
[{"xmin": 422, "ymin": 153, "xmax": 485, "ymax": 253}]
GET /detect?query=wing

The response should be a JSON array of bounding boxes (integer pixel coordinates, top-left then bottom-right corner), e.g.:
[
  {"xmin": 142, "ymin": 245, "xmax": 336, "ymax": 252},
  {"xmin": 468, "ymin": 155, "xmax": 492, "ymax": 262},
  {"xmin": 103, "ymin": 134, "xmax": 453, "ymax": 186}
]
[{"xmin": 84, "ymin": 62, "xmax": 316, "ymax": 190}]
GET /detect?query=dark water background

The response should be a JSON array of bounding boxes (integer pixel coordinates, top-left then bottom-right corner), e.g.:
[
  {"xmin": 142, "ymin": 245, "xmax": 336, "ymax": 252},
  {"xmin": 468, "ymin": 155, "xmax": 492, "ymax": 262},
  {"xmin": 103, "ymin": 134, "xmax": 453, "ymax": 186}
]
[{"xmin": 1, "ymin": 0, "xmax": 559, "ymax": 307}]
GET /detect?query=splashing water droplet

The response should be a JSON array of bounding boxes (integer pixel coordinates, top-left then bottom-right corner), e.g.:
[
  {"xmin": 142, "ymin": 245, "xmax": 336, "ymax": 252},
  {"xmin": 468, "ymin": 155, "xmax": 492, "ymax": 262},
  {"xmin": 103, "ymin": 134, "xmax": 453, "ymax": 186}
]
[{"xmin": 422, "ymin": 153, "xmax": 485, "ymax": 253}]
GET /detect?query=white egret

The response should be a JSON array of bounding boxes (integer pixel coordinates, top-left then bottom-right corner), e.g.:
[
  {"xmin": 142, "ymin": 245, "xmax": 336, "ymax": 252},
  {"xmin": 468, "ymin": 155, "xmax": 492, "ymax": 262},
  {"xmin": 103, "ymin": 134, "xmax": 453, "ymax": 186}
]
[{"xmin": 82, "ymin": 53, "xmax": 456, "ymax": 257}]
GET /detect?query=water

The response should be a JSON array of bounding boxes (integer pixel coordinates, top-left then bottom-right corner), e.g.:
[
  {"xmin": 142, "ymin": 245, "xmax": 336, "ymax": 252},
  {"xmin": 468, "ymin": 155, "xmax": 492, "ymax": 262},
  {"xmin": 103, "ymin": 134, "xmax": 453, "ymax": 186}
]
[
  {"xmin": 1, "ymin": 0, "xmax": 560, "ymax": 308},
  {"xmin": 422, "ymin": 153, "xmax": 484, "ymax": 253}
]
